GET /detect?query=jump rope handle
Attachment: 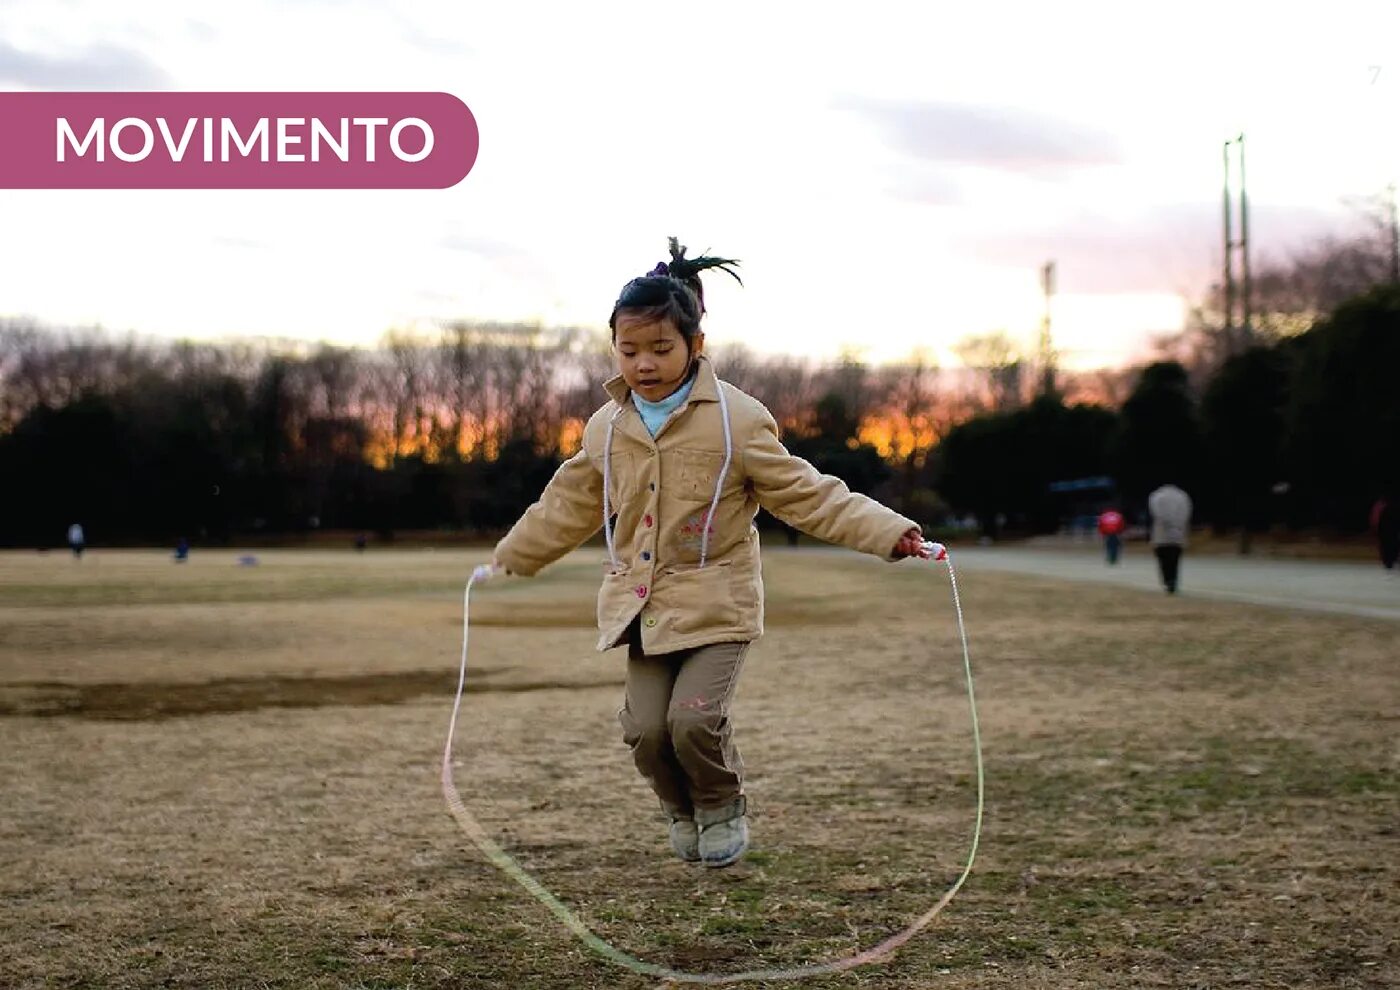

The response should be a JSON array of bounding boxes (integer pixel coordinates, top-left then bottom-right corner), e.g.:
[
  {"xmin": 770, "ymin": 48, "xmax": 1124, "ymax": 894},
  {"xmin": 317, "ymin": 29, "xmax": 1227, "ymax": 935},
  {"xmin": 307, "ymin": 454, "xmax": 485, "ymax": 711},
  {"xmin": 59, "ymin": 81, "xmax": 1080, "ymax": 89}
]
[
  {"xmin": 921, "ymin": 540, "xmax": 949, "ymax": 562},
  {"xmin": 471, "ymin": 562, "xmax": 506, "ymax": 583}
]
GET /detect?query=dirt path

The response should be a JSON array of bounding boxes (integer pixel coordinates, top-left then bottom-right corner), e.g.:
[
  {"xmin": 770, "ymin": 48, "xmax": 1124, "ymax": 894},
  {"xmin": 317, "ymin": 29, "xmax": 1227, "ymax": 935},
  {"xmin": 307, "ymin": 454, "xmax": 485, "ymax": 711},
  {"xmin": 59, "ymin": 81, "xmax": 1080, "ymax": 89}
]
[{"xmin": 877, "ymin": 541, "xmax": 1400, "ymax": 621}]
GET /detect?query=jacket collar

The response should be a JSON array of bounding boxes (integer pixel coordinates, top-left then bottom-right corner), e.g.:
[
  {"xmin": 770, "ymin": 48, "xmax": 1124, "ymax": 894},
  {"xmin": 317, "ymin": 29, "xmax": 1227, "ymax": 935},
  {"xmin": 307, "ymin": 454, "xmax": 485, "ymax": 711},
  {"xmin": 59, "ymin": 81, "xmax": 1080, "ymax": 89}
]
[{"xmin": 604, "ymin": 353, "xmax": 720, "ymax": 407}]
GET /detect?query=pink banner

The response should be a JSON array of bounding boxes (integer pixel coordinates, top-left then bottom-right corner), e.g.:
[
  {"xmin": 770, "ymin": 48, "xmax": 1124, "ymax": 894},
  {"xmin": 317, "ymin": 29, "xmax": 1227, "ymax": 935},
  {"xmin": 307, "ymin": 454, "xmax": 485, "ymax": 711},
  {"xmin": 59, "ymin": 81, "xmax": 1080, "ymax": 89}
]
[{"xmin": 0, "ymin": 92, "xmax": 478, "ymax": 188}]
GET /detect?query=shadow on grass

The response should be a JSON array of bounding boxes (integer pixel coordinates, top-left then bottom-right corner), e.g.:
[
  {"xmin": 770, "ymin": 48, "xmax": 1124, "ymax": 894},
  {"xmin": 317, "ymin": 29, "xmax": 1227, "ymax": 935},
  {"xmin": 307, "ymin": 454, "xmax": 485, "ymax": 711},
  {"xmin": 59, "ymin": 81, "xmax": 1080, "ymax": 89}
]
[{"xmin": 0, "ymin": 667, "xmax": 623, "ymax": 720}]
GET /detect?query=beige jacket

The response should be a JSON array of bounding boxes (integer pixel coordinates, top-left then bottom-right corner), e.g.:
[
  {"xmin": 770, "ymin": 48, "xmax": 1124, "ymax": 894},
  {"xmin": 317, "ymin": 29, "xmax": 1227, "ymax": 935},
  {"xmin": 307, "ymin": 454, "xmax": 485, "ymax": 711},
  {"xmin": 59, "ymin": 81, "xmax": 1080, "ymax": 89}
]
[{"xmin": 494, "ymin": 356, "xmax": 918, "ymax": 653}]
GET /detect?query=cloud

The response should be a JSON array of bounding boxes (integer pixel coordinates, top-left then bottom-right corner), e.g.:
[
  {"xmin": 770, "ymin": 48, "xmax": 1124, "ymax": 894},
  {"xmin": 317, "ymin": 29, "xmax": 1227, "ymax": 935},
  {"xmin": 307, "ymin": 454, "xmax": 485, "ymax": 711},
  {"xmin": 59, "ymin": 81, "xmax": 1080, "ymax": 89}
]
[
  {"xmin": 184, "ymin": 19, "xmax": 220, "ymax": 44},
  {"xmin": 883, "ymin": 163, "xmax": 965, "ymax": 207},
  {"xmin": 840, "ymin": 96, "xmax": 1121, "ymax": 177},
  {"xmin": 440, "ymin": 234, "xmax": 556, "ymax": 288},
  {"xmin": 0, "ymin": 40, "xmax": 171, "ymax": 89},
  {"xmin": 211, "ymin": 234, "xmax": 264, "ymax": 250},
  {"xmin": 966, "ymin": 201, "xmax": 1364, "ymax": 296},
  {"xmin": 395, "ymin": 14, "xmax": 475, "ymax": 60},
  {"xmin": 441, "ymin": 234, "xmax": 524, "ymax": 260},
  {"xmin": 413, "ymin": 288, "xmax": 459, "ymax": 304}
]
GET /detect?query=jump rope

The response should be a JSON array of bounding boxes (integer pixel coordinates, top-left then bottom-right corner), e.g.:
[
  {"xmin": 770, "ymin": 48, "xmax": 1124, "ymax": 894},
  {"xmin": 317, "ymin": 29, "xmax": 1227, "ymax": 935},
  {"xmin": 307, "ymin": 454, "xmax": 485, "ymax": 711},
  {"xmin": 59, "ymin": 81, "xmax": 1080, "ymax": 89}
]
[{"xmin": 440, "ymin": 383, "xmax": 984, "ymax": 984}]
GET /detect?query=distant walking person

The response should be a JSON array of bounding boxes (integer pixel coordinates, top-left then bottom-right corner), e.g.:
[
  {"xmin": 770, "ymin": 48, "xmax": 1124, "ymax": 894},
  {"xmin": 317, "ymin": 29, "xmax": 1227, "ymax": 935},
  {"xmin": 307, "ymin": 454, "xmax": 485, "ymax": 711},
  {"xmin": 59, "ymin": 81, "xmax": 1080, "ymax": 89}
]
[
  {"xmin": 1097, "ymin": 508, "xmax": 1125, "ymax": 565},
  {"xmin": 67, "ymin": 522, "xmax": 86, "ymax": 559},
  {"xmin": 1372, "ymin": 495, "xmax": 1398, "ymax": 576},
  {"xmin": 1147, "ymin": 484, "xmax": 1192, "ymax": 594}
]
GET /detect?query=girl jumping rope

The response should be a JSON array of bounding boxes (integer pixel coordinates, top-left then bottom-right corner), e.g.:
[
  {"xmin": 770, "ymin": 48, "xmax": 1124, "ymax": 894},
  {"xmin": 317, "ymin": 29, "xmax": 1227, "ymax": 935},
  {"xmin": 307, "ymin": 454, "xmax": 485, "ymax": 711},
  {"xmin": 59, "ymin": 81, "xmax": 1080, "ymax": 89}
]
[{"xmin": 491, "ymin": 238, "xmax": 931, "ymax": 869}]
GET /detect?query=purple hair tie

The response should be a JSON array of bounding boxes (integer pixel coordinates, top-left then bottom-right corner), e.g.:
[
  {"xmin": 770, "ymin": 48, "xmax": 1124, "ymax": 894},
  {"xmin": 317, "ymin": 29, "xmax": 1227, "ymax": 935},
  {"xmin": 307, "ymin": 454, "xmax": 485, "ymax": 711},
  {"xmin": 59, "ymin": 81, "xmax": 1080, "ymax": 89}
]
[{"xmin": 646, "ymin": 262, "xmax": 669, "ymax": 277}]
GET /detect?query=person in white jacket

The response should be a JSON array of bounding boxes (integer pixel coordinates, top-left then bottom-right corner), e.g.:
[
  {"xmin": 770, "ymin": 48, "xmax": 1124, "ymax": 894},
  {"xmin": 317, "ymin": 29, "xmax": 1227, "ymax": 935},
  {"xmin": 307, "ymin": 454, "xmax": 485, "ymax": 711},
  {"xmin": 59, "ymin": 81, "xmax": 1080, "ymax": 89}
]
[{"xmin": 1147, "ymin": 484, "xmax": 1192, "ymax": 594}]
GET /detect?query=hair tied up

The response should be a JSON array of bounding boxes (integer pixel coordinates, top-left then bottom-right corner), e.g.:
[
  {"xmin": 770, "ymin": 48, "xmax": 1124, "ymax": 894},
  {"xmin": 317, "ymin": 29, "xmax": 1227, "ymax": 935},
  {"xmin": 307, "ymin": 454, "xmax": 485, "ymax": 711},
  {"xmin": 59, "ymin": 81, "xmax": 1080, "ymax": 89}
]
[
  {"xmin": 663, "ymin": 237, "xmax": 742, "ymax": 291},
  {"xmin": 609, "ymin": 237, "xmax": 742, "ymax": 338}
]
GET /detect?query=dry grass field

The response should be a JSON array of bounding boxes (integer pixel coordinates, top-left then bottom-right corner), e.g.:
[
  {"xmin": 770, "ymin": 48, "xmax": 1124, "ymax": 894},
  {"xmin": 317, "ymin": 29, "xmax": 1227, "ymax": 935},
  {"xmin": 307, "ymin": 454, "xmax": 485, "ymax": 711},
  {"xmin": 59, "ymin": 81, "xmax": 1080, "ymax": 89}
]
[{"xmin": 1, "ymin": 546, "xmax": 1396, "ymax": 989}]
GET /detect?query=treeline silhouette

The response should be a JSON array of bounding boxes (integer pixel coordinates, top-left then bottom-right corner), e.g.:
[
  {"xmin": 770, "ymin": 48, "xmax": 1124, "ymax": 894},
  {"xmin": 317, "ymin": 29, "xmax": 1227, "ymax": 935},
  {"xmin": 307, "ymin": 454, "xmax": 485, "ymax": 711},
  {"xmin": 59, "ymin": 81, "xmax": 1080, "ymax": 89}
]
[
  {"xmin": 0, "ymin": 321, "xmax": 969, "ymax": 546},
  {"xmin": 2, "ymin": 253, "xmax": 1395, "ymax": 549},
  {"xmin": 938, "ymin": 284, "xmax": 1399, "ymax": 540}
]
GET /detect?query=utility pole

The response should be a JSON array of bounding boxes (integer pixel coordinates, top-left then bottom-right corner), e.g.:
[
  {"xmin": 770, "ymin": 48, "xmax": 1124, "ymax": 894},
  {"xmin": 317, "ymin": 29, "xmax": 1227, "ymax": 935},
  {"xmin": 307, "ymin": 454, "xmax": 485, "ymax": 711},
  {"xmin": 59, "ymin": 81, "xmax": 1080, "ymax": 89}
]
[
  {"xmin": 1222, "ymin": 140, "xmax": 1235, "ymax": 351},
  {"xmin": 1038, "ymin": 260, "xmax": 1057, "ymax": 398},
  {"xmin": 1221, "ymin": 134, "xmax": 1252, "ymax": 355},
  {"xmin": 1239, "ymin": 134, "xmax": 1252, "ymax": 338}
]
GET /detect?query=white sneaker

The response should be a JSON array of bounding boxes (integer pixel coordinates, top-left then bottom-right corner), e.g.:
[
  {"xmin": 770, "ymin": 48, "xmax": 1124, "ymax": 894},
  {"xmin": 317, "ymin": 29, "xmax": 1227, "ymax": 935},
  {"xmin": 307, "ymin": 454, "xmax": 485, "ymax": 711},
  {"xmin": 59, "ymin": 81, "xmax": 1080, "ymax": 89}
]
[
  {"xmin": 669, "ymin": 818, "xmax": 700, "ymax": 863},
  {"xmin": 696, "ymin": 797, "xmax": 749, "ymax": 869}
]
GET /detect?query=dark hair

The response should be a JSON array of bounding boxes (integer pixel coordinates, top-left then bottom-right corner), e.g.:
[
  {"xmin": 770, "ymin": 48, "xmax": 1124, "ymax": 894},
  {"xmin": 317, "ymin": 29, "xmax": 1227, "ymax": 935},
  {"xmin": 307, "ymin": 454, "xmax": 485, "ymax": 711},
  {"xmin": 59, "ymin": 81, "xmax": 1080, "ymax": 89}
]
[{"xmin": 608, "ymin": 237, "xmax": 741, "ymax": 344}]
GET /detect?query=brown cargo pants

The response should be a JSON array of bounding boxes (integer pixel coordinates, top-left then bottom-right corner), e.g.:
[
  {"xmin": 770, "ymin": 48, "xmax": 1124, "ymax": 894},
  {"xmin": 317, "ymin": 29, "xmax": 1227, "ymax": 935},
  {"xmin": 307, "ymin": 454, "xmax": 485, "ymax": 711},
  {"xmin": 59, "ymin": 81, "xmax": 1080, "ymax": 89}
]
[{"xmin": 617, "ymin": 621, "xmax": 750, "ymax": 820}]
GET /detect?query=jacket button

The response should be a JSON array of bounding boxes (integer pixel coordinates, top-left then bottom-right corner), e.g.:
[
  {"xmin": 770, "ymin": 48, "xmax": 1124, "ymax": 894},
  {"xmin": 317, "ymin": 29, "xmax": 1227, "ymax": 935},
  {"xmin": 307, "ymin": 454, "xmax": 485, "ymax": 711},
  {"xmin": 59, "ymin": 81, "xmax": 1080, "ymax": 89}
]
[
  {"xmin": 641, "ymin": 551, "xmax": 651, "ymax": 561},
  {"xmin": 635, "ymin": 585, "xmax": 648, "ymax": 599},
  {"xmin": 643, "ymin": 514, "xmax": 653, "ymax": 528},
  {"xmin": 644, "ymin": 615, "xmax": 657, "ymax": 628},
  {"xmin": 649, "ymin": 482, "xmax": 656, "ymax": 490}
]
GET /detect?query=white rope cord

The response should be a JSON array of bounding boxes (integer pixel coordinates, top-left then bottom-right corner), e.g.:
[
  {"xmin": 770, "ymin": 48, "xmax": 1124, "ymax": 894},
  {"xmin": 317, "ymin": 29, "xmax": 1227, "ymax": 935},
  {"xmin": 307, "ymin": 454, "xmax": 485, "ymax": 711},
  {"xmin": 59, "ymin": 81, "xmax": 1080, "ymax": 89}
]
[
  {"xmin": 441, "ymin": 542, "xmax": 983, "ymax": 984},
  {"xmin": 698, "ymin": 384, "xmax": 734, "ymax": 568},
  {"xmin": 602, "ymin": 404, "xmax": 627, "ymax": 571}
]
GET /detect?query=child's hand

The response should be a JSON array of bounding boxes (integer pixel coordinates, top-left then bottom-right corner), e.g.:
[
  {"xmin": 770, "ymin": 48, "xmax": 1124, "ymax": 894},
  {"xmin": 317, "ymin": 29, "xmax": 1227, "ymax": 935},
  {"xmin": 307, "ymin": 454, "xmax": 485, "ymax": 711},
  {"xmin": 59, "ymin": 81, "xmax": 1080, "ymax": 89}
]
[
  {"xmin": 472, "ymin": 559, "xmax": 511, "ymax": 582},
  {"xmin": 892, "ymin": 527, "xmax": 930, "ymax": 559}
]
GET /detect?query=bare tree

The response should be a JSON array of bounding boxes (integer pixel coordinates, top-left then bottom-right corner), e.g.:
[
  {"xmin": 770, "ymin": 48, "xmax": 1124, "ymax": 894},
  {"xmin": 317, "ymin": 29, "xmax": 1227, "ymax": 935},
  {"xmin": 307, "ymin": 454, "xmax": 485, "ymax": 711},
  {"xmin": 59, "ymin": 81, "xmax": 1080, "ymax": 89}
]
[
  {"xmin": 301, "ymin": 344, "xmax": 359, "ymax": 420},
  {"xmin": 438, "ymin": 321, "xmax": 489, "ymax": 460},
  {"xmin": 0, "ymin": 319, "xmax": 45, "ymax": 430},
  {"xmin": 953, "ymin": 331, "xmax": 1025, "ymax": 412},
  {"xmin": 744, "ymin": 355, "xmax": 820, "ymax": 434},
  {"xmin": 877, "ymin": 351, "xmax": 942, "ymax": 510},
  {"xmin": 379, "ymin": 329, "xmax": 438, "ymax": 461},
  {"xmin": 1166, "ymin": 227, "xmax": 1395, "ymax": 380},
  {"xmin": 1249, "ymin": 232, "xmax": 1392, "ymax": 334},
  {"xmin": 1057, "ymin": 365, "xmax": 1135, "ymax": 408},
  {"xmin": 552, "ymin": 327, "xmax": 613, "ymax": 452},
  {"xmin": 0, "ymin": 321, "xmax": 158, "ymax": 426}
]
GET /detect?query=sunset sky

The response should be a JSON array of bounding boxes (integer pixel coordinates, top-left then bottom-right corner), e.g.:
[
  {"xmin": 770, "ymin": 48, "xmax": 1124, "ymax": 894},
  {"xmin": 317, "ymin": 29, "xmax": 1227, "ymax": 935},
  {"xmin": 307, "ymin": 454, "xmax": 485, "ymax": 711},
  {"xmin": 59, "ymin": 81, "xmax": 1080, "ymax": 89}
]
[{"xmin": 1, "ymin": 0, "xmax": 1396, "ymax": 370}]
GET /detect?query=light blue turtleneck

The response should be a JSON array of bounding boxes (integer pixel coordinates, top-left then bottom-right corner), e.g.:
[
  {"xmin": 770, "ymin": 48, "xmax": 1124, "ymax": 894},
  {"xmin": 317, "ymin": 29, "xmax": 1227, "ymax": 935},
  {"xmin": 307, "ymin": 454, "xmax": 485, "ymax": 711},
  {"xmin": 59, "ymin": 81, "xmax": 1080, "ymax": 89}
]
[{"xmin": 632, "ymin": 373, "xmax": 696, "ymax": 437}]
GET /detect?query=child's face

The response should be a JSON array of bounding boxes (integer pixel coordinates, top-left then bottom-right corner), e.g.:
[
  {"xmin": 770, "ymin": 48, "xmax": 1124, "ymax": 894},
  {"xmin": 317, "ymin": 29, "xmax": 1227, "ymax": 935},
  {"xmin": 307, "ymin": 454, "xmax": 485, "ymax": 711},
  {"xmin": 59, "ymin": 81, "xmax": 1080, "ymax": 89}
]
[{"xmin": 613, "ymin": 313, "xmax": 703, "ymax": 402}]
